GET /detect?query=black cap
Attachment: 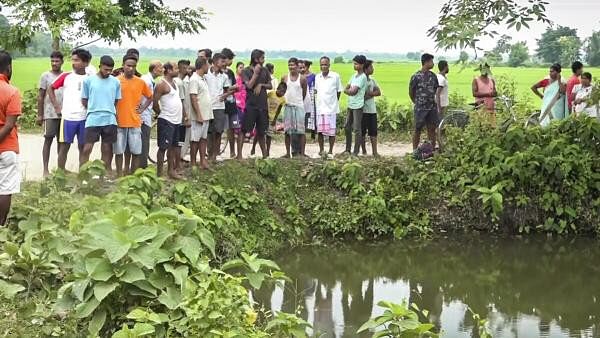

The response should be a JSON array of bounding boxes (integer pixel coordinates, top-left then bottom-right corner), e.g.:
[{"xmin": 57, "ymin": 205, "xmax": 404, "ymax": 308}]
[{"xmin": 352, "ymin": 55, "xmax": 367, "ymax": 65}]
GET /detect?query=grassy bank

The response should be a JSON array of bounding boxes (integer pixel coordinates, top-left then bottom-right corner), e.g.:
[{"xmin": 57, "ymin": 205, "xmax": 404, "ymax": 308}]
[{"xmin": 1, "ymin": 116, "xmax": 599, "ymax": 336}]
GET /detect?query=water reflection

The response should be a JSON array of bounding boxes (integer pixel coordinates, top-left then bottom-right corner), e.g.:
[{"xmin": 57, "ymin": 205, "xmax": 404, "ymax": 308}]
[{"xmin": 255, "ymin": 237, "xmax": 600, "ymax": 337}]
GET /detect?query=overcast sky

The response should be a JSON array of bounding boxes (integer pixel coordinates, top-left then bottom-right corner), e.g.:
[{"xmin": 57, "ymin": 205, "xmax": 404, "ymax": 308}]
[{"xmin": 99, "ymin": 0, "xmax": 599, "ymax": 55}]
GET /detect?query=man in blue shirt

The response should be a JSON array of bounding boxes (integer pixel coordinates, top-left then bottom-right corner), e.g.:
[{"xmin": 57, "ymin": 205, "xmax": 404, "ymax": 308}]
[{"xmin": 81, "ymin": 55, "xmax": 121, "ymax": 171}]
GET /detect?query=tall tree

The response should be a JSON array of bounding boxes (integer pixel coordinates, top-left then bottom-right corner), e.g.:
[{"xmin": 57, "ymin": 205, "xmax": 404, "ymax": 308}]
[
  {"xmin": 535, "ymin": 26, "xmax": 582, "ymax": 64},
  {"xmin": 428, "ymin": 0, "xmax": 550, "ymax": 55},
  {"xmin": 508, "ymin": 41, "xmax": 529, "ymax": 67},
  {"xmin": 585, "ymin": 31, "xmax": 600, "ymax": 67},
  {"xmin": 484, "ymin": 34, "xmax": 513, "ymax": 64},
  {"xmin": 0, "ymin": 0, "xmax": 209, "ymax": 51}
]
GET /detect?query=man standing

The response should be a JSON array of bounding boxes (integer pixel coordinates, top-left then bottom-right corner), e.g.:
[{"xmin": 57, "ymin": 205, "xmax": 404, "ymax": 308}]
[
  {"xmin": 0, "ymin": 51, "xmax": 21, "ymax": 225},
  {"xmin": 81, "ymin": 56, "xmax": 121, "ymax": 171},
  {"xmin": 114, "ymin": 54, "xmax": 153, "ymax": 176},
  {"xmin": 37, "ymin": 51, "xmax": 64, "ymax": 176},
  {"xmin": 189, "ymin": 58, "xmax": 213, "ymax": 169},
  {"xmin": 409, "ymin": 54, "xmax": 439, "ymax": 150},
  {"xmin": 299, "ymin": 60, "xmax": 317, "ymax": 136},
  {"xmin": 567, "ymin": 61, "xmax": 583, "ymax": 113},
  {"xmin": 315, "ymin": 56, "xmax": 342, "ymax": 155},
  {"xmin": 361, "ymin": 60, "xmax": 382, "ymax": 156},
  {"xmin": 282, "ymin": 58, "xmax": 308, "ymax": 158},
  {"xmin": 343, "ymin": 55, "xmax": 368, "ymax": 156},
  {"xmin": 139, "ymin": 60, "xmax": 163, "ymax": 169},
  {"xmin": 48, "ymin": 48, "xmax": 92, "ymax": 170},
  {"xmin": 173, "ymin": 59, "xmax": 192, "ymax": 170},
  {"xmin": 436, "ymin": 60, "xmax": 450, "ymax": 118},
  {"xmin": 221, "ymin": 48, "xmax": 242, "ymax": 159},
  {"xmin": 205, "ymin": 53, "xmax": 228, "ymax": 161},
  {"xmin": 153, "ymin": 62, "xmax": 183, "ymax": 179},
  {"xmin": 241, "ymin": 49, "xmax": 272, "ymax": 158}
]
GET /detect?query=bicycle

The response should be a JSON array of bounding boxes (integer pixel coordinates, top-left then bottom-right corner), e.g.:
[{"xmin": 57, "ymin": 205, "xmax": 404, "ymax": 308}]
[
  {"xmin": 437, "ymin": 96, "xmax": 539, "ymax": 151},
  {"xmin": 147, "ymin": 121, "xmax": 228, "ymax": 164}
]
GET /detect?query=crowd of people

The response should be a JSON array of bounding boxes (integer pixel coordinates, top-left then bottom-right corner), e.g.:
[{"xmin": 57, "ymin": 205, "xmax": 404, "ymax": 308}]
[{"xmin": 0, "ymin": 47, "xmax": 598, "ymax": 226}]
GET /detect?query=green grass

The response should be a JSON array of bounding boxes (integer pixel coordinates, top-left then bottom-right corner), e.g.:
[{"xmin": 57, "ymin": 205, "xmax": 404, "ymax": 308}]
[{"xmin": 11, "ymin": 57, "xmax": 600, "ymax": 107}]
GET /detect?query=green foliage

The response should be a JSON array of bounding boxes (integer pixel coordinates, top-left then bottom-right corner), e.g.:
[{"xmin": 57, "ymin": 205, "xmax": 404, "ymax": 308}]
[
  {"xmin": 357, "ymin": 301, "xmax": 438, "ymax": 337},
  {"xmin": 264, "ymin": 311, "xmax": 312, "ymax": 338},
  {"xmin": 333, "ymin": 56, "xmax": 344, "ymax": 64},
  {"xmin": 17, "ymin": 88, "xmax": 38, "ymax": 130},
  {"xmin": 585, "ymin": 30, "xmax": 600, "ymax": 67},
  {"xmin": 428, "ymin": 0, "xmax": 550, "ymax": 53},
  {"xmin": 536, "ymin": 26, "xmax": 582, "ymax": 64},
  {"xmin": 1, "ymin": 0, "xmax": 209, "ymax": 51},
  {"xmin": 376, "ymin": 97, "xmax": 414, "ymax": 133},
  {"xmin": 508, "ymin": 41, "xmax": 530, "ymax": 67}
]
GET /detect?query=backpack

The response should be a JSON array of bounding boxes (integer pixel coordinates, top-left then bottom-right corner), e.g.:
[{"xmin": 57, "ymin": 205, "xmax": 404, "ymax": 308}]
[{"xmin": 413, "ymin": 142, "xmax": 434, "ymax": 161}]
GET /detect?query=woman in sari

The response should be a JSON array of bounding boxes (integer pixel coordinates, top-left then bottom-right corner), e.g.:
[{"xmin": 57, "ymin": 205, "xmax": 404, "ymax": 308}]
[{"xmin": 531, "ymin": 63, "xmax": 569, "ymax": 127}]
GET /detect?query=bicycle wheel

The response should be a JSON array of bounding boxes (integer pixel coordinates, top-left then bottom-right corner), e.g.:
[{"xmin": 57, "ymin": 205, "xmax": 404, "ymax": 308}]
[
  {"xmin": 147, "ymin": 121, "xmax": 158, "ymax": 164},
  {"xmin": 524, "ymin": 112, "xmax": 540, "ymax": 128},
  {"xmin": 438, "ymin": 111, "xmax": 470, "ymax": 151},
  {"xmin": 219, "ymin": 136, "xmax": 229, "ymax": 156}
]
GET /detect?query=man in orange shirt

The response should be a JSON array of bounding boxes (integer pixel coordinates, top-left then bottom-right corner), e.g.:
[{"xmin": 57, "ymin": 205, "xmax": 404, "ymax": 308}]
[
  {"xmin": 115, "ymin": 54, "xmax": 153, "ymax": 176},
  {"xmin": 0, "ymin": 51, "xmax": 21, "ymax": 225}
]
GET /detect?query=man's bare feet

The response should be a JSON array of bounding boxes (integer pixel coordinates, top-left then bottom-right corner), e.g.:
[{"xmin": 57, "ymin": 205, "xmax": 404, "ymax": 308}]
[{"xmin": 168, "ymin": 171, "xmax": 183, "ymax": 180}]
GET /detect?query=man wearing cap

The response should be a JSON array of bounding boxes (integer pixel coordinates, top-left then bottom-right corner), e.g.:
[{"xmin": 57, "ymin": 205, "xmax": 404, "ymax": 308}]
[{"xmin": 343, "ymin": 55, "xmax": 368, "ymax": 156}]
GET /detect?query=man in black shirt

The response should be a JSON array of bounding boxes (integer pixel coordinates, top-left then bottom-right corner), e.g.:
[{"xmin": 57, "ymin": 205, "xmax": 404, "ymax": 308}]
[{"xmin": 241, "ymin": 49, "xmax": 272, "ymax": 158}]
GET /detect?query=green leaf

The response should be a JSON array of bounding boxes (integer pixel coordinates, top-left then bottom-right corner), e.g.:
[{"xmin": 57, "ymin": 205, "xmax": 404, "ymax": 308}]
[
  {"xmin": 164, "ymin": 264, "xmax": 188, "ymax": 288},
  {"xmin": 132, "ymin": 323, "xmax": 155, "ymax": 336},
  {"xmin": 88, "ymin": 309, "xmax": 107, "ymax": 336},
  {"xmin": 0, "ymin": 279, "xmax": 25, "ymax": 299},
  {"xmin": 177, "ymin": 236, "xmax": 201, "ymax": 264},
  {"xmin": 148, "ymin": 270, "xmax": 173, "ymax": 290},
  {"xmin": 132, "ymin": 280, "xmax": 158, "ymax": 297},
  {"xmin": 120, "ymin": 264, "xmax": 145, "ymax": 283},
  {"xmin": 72, "ymin": 278, "xmax": 91, "ymax": 302},
  {"xmin": 221, "ymin": 259, "xmax": 245, "ymax": 271},
  {"xmin": 86, "ymin": 257, "xmax": 114, "ymax": 282},
  {"xmin": 3, "ymin": 242, "xmax": 19, "ymax": 256},
  {"xmin": 246, "ymin": 272, "xmax": 266, "ymax": 290},
  {"xmin": 126, "ymin": 226, "xmax": 158, "ymax": 243},
  {"xmin": 94, "ymin": 282, "xmax": 118, "ymax": 302},
  {"xmin": 196, "ymin": 228, "xmax": 216, "ymax": 258},
  {"xmin": 157, "ymin": 287, "xmax": 181, "ymax": 310},
  {"xmin": 75, "ymin": 297, "xmax": 100, "ymax": 318}
]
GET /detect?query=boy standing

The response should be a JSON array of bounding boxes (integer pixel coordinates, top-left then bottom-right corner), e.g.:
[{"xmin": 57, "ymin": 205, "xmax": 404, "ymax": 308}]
[
  {"xmin": 361, "ymin": 60, "xmax": 382, "ymax": 157},
  {"xmin": 436, "ymin": 60, "xmax": 450, "ymax": 118},
  {"xmin": 81, "ymin": 56, "xmax": 121, "ymax": 171},
  {"xmin": 189, "ymin": 58, "xmax": 213, "ymax": 169},
  {"xmin": 37, "ymin": 51, "xmax": 64, "ymax": 176},
  {"xmin": 48, "ymin": 49, "xmax": 92, "ymax": 170},
  {"xmin": 343, "ymin": 55, "xmax": 368, "ymax": 156},
  {"xmin": 114, "ymin": 54, "xmax": 153, "ymax": 176}
]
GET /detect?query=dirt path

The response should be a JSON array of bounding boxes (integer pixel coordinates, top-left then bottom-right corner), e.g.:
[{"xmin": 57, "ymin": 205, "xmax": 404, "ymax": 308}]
[{"xmin": 18, "ymin": 133, "xmax": 413, "ymax": 181}]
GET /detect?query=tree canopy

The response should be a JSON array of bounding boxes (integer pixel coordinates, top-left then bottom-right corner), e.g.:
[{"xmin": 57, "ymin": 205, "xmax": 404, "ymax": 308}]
[
  {"xmin": 0, "ymin": 0, "xmax": 209, "ymax": 51},
  {"xmin": 428, "ymin": 0, "xmax": 551, "ymax": 54},
  {"xmin": 585, "ymin": 31, "xmax": 600, "ymax": 67},
  {"xmin": 535, "ymin": 26, "xmax": 582, "ymax": 64},
  {"xmin": 508, "ymin": 41, "xmax": 529, "ymax": 67}
]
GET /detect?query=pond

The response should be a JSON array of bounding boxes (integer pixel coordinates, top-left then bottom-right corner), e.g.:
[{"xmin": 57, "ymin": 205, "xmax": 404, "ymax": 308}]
[{"xmin": 254, "ymin": 236, "xmax": 599, "ymax": 337}]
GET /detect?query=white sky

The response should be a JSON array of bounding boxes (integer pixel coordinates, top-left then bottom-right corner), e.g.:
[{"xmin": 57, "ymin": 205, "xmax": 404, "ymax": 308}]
[{"xmin": 99, "ymin": 0, "xmax": 600, "ymax": 55}]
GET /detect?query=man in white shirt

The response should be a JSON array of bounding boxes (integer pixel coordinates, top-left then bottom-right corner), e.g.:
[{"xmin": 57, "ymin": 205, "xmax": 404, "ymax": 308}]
[
  {"xmin": 139, "ymin": 60, "xmax": 163, "ymax": 169},
  {"xmin": 436, "ymin": 60, "xmax": 450, "ymax": 118},
  {"xmin": 205, "ymin": 53, "xmax": 228, "ymax": 161},
  {"xmin": 572, "ymin": 72, "xmax": 598, "ymax": 118},
  {"xmin": 315, "ymin": 56, "xmax": 343, "ymax": 155}
]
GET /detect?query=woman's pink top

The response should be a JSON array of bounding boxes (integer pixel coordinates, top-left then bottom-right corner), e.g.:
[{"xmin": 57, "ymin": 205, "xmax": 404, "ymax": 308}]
[
  {"xmin": 475, "ymin": 77, "xmax": 496, "ymax": 112},
  {"xmin": 235, "ymin": 75, "xmax": 247, "ymax": 112}
]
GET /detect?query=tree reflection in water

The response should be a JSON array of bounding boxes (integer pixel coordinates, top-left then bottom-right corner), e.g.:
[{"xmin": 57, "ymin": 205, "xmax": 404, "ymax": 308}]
[{"xmin": 254, "ymin": 237, "xmax": 600, "ymax": 337}]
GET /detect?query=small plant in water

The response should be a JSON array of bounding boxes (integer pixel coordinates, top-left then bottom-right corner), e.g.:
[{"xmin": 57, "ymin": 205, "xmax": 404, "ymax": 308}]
[{"xmin": 357, "ymin": 301, "xmax": 438, "ymax": 337}]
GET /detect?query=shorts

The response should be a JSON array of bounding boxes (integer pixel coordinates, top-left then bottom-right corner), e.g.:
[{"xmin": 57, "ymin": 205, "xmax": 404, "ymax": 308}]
[
  {"xmin": 242, "ymin": 106, "xmax": 269, "ymax": 136},
  {"xmin": 283, "ymin": 105, "xmax": 306, "ymax": 135},
  {"xmin": 317, "ymin": 114, "xmax": 336, "ymax": 137},
  {"xmin": 44, "ymin": 119, "xmax": 60, "ymax": 138},
  {"xmin": 0, "ymin": 151, "xmax": 20, "ymax": 195},
  {"xmin": 415, "ymin": 108, "xmax": 439, "ymax": 131},
  {"xmin": 227, "ymin": 109, "xmax": 242, "ymax": 131},
  {"xmin": 85, "ymin": 125, "xmax": 118, "ymax": 144},
  {"xmin": 177, "ymin": 125, "xmax": 188, "ymax": 146},
  {"xmin": 59, "ymin": 119, "xmax": 86, "ymax": 145},
  {"xmin": 157, "ymin": 118, "xmax": 180, "ymax": 150},
  {"xmin": 362, "ymin": 114, "xmax": 378, "ymax": 137},
  {"xmin": 209, "ymin": 109, "xmax": 226, "ymax": 134},
  {"xmin": 114, "ymin": 127, "xmax": 142, "ymax": 155},
  {"xmin": 191, "ymin": 120, "xmax": 209, "ymax": 141}
]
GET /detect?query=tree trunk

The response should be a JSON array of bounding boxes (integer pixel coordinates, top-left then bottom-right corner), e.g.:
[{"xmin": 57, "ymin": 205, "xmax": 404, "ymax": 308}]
[{"xmin": 52, "ymin": 35, "xmax": 60, "ymax": 51}]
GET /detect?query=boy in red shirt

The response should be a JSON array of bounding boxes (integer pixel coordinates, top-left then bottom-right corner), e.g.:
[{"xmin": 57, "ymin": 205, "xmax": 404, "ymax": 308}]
[{"xmin": 0, "ymin": 51, "xmax": 21, "ymax": 225}]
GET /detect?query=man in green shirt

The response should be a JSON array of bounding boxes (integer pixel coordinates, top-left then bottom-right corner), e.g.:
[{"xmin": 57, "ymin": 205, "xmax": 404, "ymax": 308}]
[{"xmin": 343, "ymin": 55, "xmax": 368, "ymax": 156}]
